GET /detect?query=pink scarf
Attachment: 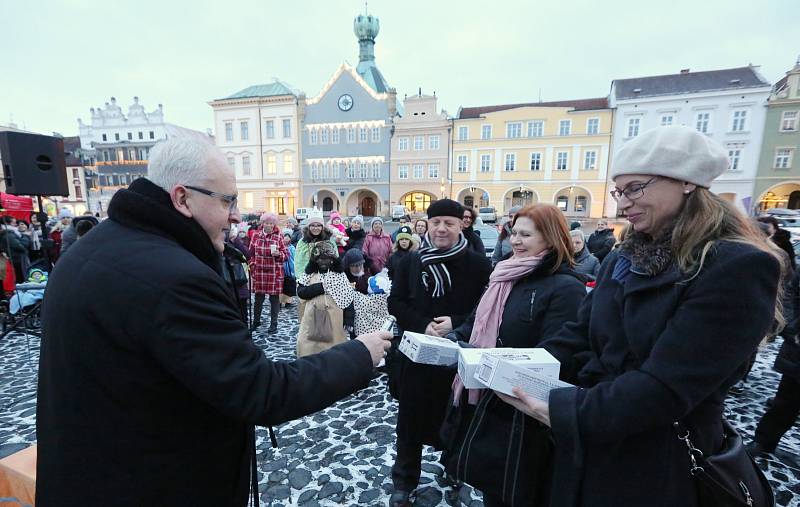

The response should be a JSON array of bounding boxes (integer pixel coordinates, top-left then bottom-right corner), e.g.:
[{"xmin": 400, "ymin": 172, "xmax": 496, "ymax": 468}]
[{"xmin": 452, "ymin": 250, "xmax": 550, "ymax": 405}]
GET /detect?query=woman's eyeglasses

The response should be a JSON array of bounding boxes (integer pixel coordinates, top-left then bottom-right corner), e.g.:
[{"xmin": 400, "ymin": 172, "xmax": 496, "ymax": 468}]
[{"xmin": 609, "ymin": 177, "xmax": 659, "ymax": 202}]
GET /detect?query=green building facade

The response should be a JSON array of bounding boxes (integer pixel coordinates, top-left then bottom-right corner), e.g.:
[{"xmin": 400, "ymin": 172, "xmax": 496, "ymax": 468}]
[{"xmin": 755, "ymin": 58, "xmax": 800, "ymax": 211}]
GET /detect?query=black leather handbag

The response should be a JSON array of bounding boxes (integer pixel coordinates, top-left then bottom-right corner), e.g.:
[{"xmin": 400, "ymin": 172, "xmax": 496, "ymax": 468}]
[
  {"xmin": 441, "ymin": 391, "xmax": 552, "ymax": 507},
  {"xmin": 675, "ymin": 419, "xmax": 775, "ymax": 507}
]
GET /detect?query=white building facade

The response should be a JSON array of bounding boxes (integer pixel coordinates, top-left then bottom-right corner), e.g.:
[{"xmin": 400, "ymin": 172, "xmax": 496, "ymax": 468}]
[
  {"xmin": 209, "ymin": 82, "xmax": 301, "ymax": 217},
  {"xmin": 608, "ymin": 66, "xmax": 772, "ymax": 216},
  {"xmin": 78, "ymin": 97, "xmax": 211, "ymax": 214}
]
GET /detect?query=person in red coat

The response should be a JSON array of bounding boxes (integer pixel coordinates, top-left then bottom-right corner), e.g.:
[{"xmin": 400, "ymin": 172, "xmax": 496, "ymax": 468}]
[{"xmin": 249, "ymin": 213, "xmax": 288, "ymax": 333}]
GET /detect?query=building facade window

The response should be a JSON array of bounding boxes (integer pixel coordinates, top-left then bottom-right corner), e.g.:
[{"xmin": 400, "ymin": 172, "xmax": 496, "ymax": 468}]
[
  {"xmin": 240, "ymin": 121, "xmax": 249, "ymax": 141},
  {"xmin": 480, "ymin": 154, "xmax": 491, "ymax": 172},
  {"xmin": 782, "ymin": 111, "xmax": 798, "ymax": 132},
  {"xmin": 559, "ymin": 120, "xmax": 571, "ymax": 136},
  {"xmin": 774, "ymin": 148, "xmax": 794, "ymax": 169},
  {"xmin": 371, "ymin": 163, "xmax": 380, "ymax": 179},
  {"xmin": 556, "ymin": 152, "xmax": 569, "ymax": 171},
  {"xmin": 309, "ymin": 129, "xmax": 318, "ymax": 144},
  {"xmin": 457, "ymin": 154, "xmax": 468, "ymax": 172},
  {"xmin": 227, "ymin": 157, "xmax": 235, "ymax": 169},
  {"xmin": 225, "ymin": 122, "xmax": 233, "ymax": 141},
  {"xmin": 414, "ymin": 136, "xmax": 424, "ymax": 150},
  {"xmin": 696, "ymin": 112, "xmax": 711, "ymax": 133},
  {"xmin": 429, "ymin": 135, "xmax": 440, "ymax": 150},
  {"xmin": 334, "ymin": 161, "xmax": 342, "ymax": 179},
  {"xmin": 331, "ymin": 128, "xmax": 340, "ymax": 144},
  {"xmin": 102, "ymin": 134, "xmax": 107, "ymax": 141},
  {"xmin": 265, "ymin": 120, "xmax": 274, "ymax": 139},
  {"xmin": 458, "ymin": 126, "xmax": 468, "ymax": 140},
  {"xmin": 586, "ymin": 118, "xmax": 599, "ymax": 135},
  {"xmin": 282, "ymin": 119, "xmax": 291, "ymax": 138},
  {"xmin": 347, "ymin": 127, "xmax": 356, "ymax": 143},
  {"xmin": 320, "ymin": 128, "xmax": 329, "ymax": 144},
  {"xmin": 266, "ymin": 154, "xmax": 275, "ymax": 175},
  {"xmin": 731, "ymin": 110, "xmax": 747, "ymax": 132},
  {"xmin": 504, "ymin": 153, "xmax": 516, "ymax": 171},
  {"xmin": 359, "ymin": 127, "xmax": 368, "ymax": 143},
  {"xmin": 398, "ymin": 137, "xmax": 409, "ymax": 151},
  {"xmin": 127, "ymin": 132, "xmax": 133, "ymax": 140},
  {"xmin": 283, "ymin": 153, "xmax": 293, "ymax": 174},
  {"xmin": 243, "ymin": 155, "xmax": 252, "ymax": 176},
  {"xmin": 428, "ymin": 164, "xmax": 439, "ymax": 179},
  {"xmin": 399, "ymin": 165, "xmax": 408, "ymax": 179},
  {"xmin": 627, "ymin": 117, "xmax": 640, "ymax": 138},
  {"xmin": 584, "ymin": 151, "xmax": 597, "ymax": 170},
  {"xmin": 322, "ymin": 162, "xmax": 330, "ymax": 178},
  {"xmin": 115, "ymin": 133, "xmax": 120, "ymax": 141},
  {"xmin": 413, "ymin": 164, "xmax": 424, "ymax": 178},
  {"xmin": 728, "ymin": 149, "xmax": 741, "ymax": 171},
  {"xmin": 311, "ymin": 164, "xmax": 319, "ymax": 180},
  {"xmin": 506, "ymin": 122, "xmax": 522, "ymax": 138},
  {"xmin": 347, "ymin": 162, "xmax": 355, "ymax": 179},
  {"xmin": 138, "ymin": 131, "xmax": 143, "ymax": 140},
  {"xmin": 660, "ymin": 114, "xmax": 674, "ymax": 126},
  {"xmin": 72, "ymin": 168, "xmax": 80, "ymax": 178},
  {"xmin": 359, "ymin": 162, "xmax": 368, "ymax": 178},
  {"xmin": 149, "ymin": 131, "xmax": 155, "ymax": 139},
  {"xmin": 527, "ymin": 120, "xmax": 543, "ymax": 137},
  {"xmin": 371, "ymin": 127, "xmax": 381, "ymax": 142},
  {"xmin": 481, "ymin": 125, "xmax": 492, "ymax": 140},
  {"xmin": 556, "ymin": 196, "xmax": 568, "ymax": 211},
  {"xmin": 575, "ymin": 196, "xmax": 587, "ymax": 213},
  {"xmin": 530, "ymin": 152, "xmax": 541, "ymax": 171}
]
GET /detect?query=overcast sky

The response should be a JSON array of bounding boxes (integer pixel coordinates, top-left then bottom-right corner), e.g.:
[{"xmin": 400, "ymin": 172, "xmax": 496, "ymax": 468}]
[{"xmin": 1, "ymin": 0, "xmax": 797, "ymax": 136}]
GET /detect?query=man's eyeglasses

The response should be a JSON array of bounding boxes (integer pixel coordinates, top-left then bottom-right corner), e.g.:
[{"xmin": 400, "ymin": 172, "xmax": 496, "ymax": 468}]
[
  {"xmin": 610, "ymin": 177, "xmax": 659, "ymax": 202},
  {"xmin": 185, "ymin": 185, "xmax": 238, "ymax": 213}
]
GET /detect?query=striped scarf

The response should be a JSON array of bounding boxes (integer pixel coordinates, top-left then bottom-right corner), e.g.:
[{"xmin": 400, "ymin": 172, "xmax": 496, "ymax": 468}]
[{"xmin": 418, "ymin": 233, "xmax": 468, "ymax": 298}]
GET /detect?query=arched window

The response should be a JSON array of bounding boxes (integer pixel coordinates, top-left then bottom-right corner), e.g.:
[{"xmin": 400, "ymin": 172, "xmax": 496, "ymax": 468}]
[{"xmin": 322, "ymin": 197, "xmax": 334, "ymax": 212}]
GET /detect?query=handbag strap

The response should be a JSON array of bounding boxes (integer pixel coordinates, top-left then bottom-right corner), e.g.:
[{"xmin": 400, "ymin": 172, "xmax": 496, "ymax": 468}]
[{"xmin": 673, "ymin": 421, "xmax": 756, "ymax": 507}]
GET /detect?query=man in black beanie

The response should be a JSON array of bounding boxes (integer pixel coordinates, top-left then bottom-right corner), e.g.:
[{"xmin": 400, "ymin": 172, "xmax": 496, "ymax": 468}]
[{"xmin": 387, "ymin": 199, "xmax": 491, "ymax": 506}]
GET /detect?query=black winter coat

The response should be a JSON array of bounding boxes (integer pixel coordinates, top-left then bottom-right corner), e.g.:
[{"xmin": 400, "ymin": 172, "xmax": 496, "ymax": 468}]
[
  {"xmin": 586, "ymin": 228, "xmax": 615, "ymax": 262},
  {"xmin": 388, "ymin": 249, "xmax": 491, "ymax": 445},
  {"xmin": 345, "ymin": 227, "xmax": 367, "ymax": 251},
  {"xmin": 385, "ymin": 248, "xmax": 412, "ymax": 280},
  {"xmin": 540, "ymin": 242, "xmax": 780, "ymax": 507},
  {"xmin": 462, "ymin": 226, "xmax": 486, "ymax": 256},
  {"xmin": 451, "ymin": 257, "xmax": 586, "ymax": 348},
  {"xmin": 36, "ymin": 178, "xmax": 375, "ymax": 507}
]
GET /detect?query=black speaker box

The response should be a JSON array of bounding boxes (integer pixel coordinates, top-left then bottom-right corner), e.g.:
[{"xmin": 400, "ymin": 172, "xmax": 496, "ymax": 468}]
[{"xmin": 0, "ymin": 131, "xmax": 69, "ymax": 196}]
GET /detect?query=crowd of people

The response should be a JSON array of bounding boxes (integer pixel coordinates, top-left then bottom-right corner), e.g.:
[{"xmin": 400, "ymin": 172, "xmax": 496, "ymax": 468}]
[{"xmin": 32, "ymin": 126, "xmax": 796, "ymax": 507}]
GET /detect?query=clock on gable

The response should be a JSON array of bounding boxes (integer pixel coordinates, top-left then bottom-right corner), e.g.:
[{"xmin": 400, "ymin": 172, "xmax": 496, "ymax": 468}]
[{"xmin": 338, "ymin": 94, "xmax": 354, "ymax": 112}]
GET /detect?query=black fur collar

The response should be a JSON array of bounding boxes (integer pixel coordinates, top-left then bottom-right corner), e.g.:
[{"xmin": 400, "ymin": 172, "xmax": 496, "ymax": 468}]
[{"xmin": 618, "ymin": 229, "xmax": 674, "ymax": 277}]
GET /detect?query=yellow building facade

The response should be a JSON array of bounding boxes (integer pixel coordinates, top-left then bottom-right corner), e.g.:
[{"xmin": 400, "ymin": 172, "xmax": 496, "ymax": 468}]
[{"xmin": 451, "ymin": 99, "xmax": 612, "ymax": 219}]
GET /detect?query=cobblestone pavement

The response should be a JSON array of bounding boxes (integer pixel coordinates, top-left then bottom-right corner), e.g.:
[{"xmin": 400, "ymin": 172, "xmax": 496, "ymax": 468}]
[{"xmin": 1, "ymin": 305, "xmax": 798, "ymax": 506}]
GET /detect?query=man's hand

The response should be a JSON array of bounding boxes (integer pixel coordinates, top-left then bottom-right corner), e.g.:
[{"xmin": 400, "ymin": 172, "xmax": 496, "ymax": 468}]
[
  {"xmin": 496, "ymin": 388, "xmax": 551, "ymax": 427},
  {"xmin": 425, "ymin": 321, "xmax": 441, "ymax": 337},
  {"xmin": 355, "ymin": 330, "xmax": 392, "ymax": 367},
  {"xmin": 431, "ymin": 316, "xmax": 453, "ymax": 335}
]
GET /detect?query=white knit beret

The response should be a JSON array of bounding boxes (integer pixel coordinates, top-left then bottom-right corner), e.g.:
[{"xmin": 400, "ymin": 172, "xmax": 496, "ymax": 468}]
[{"xmin": 610, "ymin": 125, "xmax": 729, "ymax": 188}]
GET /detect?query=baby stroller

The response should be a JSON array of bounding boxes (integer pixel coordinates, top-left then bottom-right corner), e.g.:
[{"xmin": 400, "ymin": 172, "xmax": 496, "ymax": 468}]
[{"xmin": 2, "ymin": 265, "xmax": 48, "ymax": 338}]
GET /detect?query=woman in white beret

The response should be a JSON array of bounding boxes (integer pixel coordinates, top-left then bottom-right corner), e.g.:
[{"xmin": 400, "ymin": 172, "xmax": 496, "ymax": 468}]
[{"xmin": 499, "ymin": 125, "xmax": 783, "ymax": 506}]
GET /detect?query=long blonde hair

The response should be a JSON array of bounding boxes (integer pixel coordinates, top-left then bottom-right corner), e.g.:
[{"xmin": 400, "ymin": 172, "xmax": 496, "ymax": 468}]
[{"xmin": 673, "ymin": 188, "xmax": 785, "ymax": 326}]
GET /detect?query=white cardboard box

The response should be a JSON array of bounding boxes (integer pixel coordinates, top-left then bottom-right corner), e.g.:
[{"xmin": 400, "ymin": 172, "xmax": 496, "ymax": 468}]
[
  {"xmin": 475, "ymin": 353, "xmax": 572, "ymax": 402},
  {"xmin": 399, "ymin": 331, "xmax": 460, "ymax": 366},
  {"xmin": 457, "ymin": 348, "xmax": 559, "ymax": 389}
]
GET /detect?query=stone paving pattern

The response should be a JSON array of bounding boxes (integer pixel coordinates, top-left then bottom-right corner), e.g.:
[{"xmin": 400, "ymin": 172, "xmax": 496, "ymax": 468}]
[{"xmin": 0, "ymin": 304, "xmax": 798, "ymax": 506}]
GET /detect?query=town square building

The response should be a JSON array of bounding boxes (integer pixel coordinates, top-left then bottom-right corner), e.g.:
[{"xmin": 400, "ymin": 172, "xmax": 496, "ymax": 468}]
[
  {"xmin": 299, "ymin": 10, "xmax": 398, "ymax": 217},
  {"xmin": 609, "ymin": 66, "xmax": 772, "ymax": 216},
  {"xmin": 753, "ymin": 57, "xmax": 800, "ymax": 211},
  {"xmin": 389, "ymin": 91, "xmax": 449, "ymax": 214},
  {"xmin": 451, "ymin": 98, "xmax": 612, "ymax": 219},
  {"xmin": 209, "ymin": 81, "xmax": 301, "ymax": 216}
]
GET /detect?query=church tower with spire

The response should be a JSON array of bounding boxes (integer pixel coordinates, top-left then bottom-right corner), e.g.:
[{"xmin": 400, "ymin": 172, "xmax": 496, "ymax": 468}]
[{"xmin": 353, "ymin": 7, "xmax": 391, "ymax": 93}]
